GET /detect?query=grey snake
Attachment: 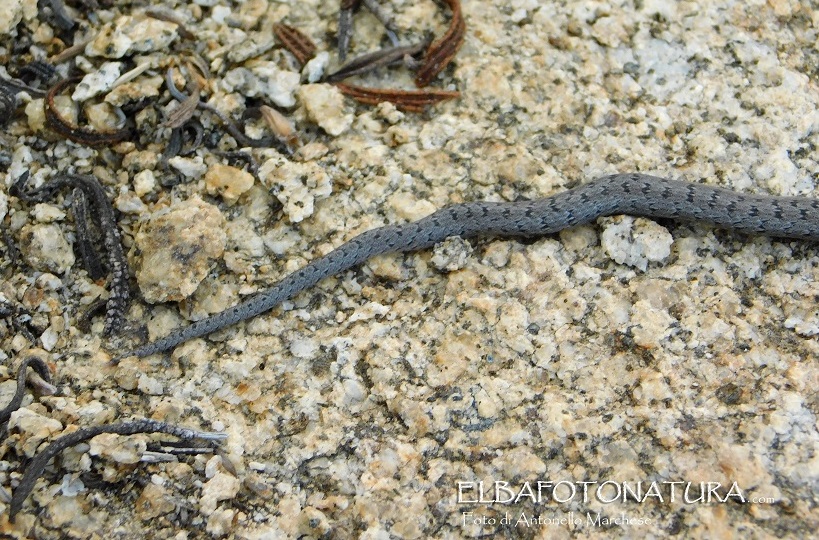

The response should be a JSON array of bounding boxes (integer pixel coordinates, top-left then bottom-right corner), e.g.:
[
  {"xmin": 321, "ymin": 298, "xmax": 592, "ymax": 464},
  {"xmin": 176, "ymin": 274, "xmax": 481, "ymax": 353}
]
[{"xmin": 119, "ymin": 173, "xmax": 819, "ymax": 360}]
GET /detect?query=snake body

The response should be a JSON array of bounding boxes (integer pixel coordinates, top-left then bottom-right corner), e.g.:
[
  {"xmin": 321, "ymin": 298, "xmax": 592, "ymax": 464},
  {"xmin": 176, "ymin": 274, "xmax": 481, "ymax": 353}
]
[{"xmin": 121, "ymin": 173, "xmax": 819, "ymax": 359}]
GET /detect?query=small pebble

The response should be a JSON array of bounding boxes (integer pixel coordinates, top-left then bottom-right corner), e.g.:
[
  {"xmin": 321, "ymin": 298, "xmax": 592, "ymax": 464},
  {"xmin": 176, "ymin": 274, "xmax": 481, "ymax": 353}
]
[
  {"xmin": 205, "ymin": 164, "xmax": 255, "ymax": 205},
  {"xmin": 297, "ymin": 84, "xmax": 353, "ymax": 136},
  {"xmin": 168, "ymin": 156, "xmax": 208, "ymax": 179},
  {"xmin": 72, "ymin": 62, "xmax": 123, "ymax": 102},
  {"xmin": 135, "ymin": 196, "xmax": 226, "ymax": 303},
  {"xmin": 303, "ymin": 51, "xmax": 330, "ymax": 83},
  {"xmin": 600, "ymin": 216, "xmax": 673, "ymax": 271},
  {"xmin": 431, "ymin": 236, "xmax": 473, "ymax": 272},
  {"xmin": 86, "ymin": 15, "xmax": 178, "ymax": 58},
  {"xmin": 88, "ymin": 432, "xmax": 145, "ymax": 464},
  {"xmin": 19, "ymin": 223, "xmax": 75, "ymax": 274}
]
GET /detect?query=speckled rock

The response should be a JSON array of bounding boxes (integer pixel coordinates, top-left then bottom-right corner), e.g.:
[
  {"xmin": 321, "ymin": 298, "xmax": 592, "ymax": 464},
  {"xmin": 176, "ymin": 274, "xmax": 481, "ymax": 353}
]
[
  {"xmin": 135, "ymin": 196, "xmax": 227, "ymax": 303},
  {"xmin": 199, "ymin": 470, "xmax": 241, "ymax": 514},
  {"xmin": 37, "ymin": 496, "xmax": 103, "ymax": 537},
  {"xmin": 226, "ymin": 32, "xmax": 276, "ymax": 64},
  {"xmin": 137, "ymin": 373, "xmax": 164, "ymax": 395},
  {"xmin": 431, "ymin": 236, "xmax": 473, "ymax": 272},
  {"xmin": 297, "ymin": 84, "xmax": 353, "ymax": 136},
  {"xmin": 8, "ymin": 408, "xmax": 63, "ymax": 457},
  {"xmin": 167, "ymin": 156, "xmax": 208, "ymax": 179},
  {"xmin": 205, "ymin": 164, "xmax": 255, "ymax": 204},
  {"xmin": 31, "ymin": 203, "xmax": 65, "ymax": 222},
  {"xmin": 88, "ymin": 432, "xmax": 145, "ymax": 464},
  {"xmin": 600, "ymin": 216, "xmax": 674, "ymax": 271},
  {"xmin": 132, "ymin": 170, "xmax": 157, "ymax": 197},
  {"xmin": 72, "ymin": 62, "xmax": 122, "ymax": 102},
  {"xmin": 222, "ymin": 62, "xmax": 300, "ymax": 108},
  {"xmin": 24, "ymin": 98, "xmax": 46, "ymax": 132},
  {"xmin": 86, "ymin": 15, "xmax": 178, "ymax": 58},
  {"xmin": 258, "ymin": 156, "xmax": 332, "ymax": 223},
  {"xmin": 19, "ymin": 223, "xmax": 75, "ymax": 274},
  {"xmin": 134, "ymin": 483, "xmax": 177, "ymax": 519},
  {"xmin": 105, "ymin": 73, "xmax": 164, "ymax": 107},
  {"xmin": 388, "ymin": 193, "xmax": 436, "ymax": 221},
  {"xmin": 304, "ymin": 51, "xmax": 330, "ymax": 83},
  {"xmin": 0, "ymin": 190, "xmax": 8, "ymax": 222},
  {"xmin": 85, "ymin": 102, "xmax": 125, "ymax": 133},
  {"xmin": 0, "ymin": 0, "xmax": 30, "ymax": 35}
]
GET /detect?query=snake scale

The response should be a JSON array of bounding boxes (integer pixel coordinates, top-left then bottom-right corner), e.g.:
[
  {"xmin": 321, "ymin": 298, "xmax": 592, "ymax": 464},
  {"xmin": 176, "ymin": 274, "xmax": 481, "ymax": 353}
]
[{"xmin": 119, "ymin": 173, "xmax": 819, "ymax": 360}]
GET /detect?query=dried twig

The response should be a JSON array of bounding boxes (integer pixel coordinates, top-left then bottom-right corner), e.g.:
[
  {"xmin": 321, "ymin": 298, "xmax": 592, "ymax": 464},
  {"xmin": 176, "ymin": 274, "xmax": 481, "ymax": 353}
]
[
  {"xmin": 0, "ymin": 84, "xmax": 17, "ymax": 126},
  {"xmin": 273, "ymin": 23, "xmax": 317, "ymax": 66},
  {"xmin": 259, "ymin": 105, "xmax": 298, "ymax": 147},
  {"xmin": 165, "ymin": 83, "xmax": 201, "ymax": 129},
  {"xmin": 11, "ymin": 172, "xmax": 131, "ymax": 335},
  {"xmin": 214, "ymin": 150, "xmax": 259, "ymax": 178},
  {"xmin": 361, "ymin": 0, "xmax": 399, "ymax": 46},
  {"xmin": 17, "ymin": 61, "xmax": 58, "ymax": 86},
  {"xmin": 0, "ymin": 300, "xmax": 39, "ymax": 342},
  {"xmin": 415, "ymin": 0, "xmax": 465, "ymax": 87},
  {"xmin": 325, "ymin": 40, "xmax": 427, "ymax": 82},
  {"xmin": 71, "ymin": 188, "xmax": 106, "ymax": 280},
  {"xmin": 338, "ymin": 0, "xmax": 401, "ymax": 60},
  {"xmin": 44, "ymin": 77, "xmax": 131, "ymax": 146},
  {"xmin": 76, "ymin": 298, "xmax": 107, "ymax": 333},
  {"xmin": 338, "ymin": 0, "xmax": 359, "ymax": 61},
  {"xmin": 165, "ymin": 67, "xmax": 290, "ymax": 152},
  {"xmin": 8, "ymin": 419, "xmax": 227, "ymax": 521},
  {"xmin": 48, "ymin": 36, "xmax": 94, "ymax": 65},
  {"xmin": 0, "ymin": 76, "xmax": 46, "ymax": 99},
  {"xmin": 335, "ymin": 82, "xmax": 459, "ymax": 112},
  {"xmin": 0, "ymin": 356, "xmax": 54, "ymax": 427},
  {"xmin": 47, "ymin": 0, "xmax": 76, "ymax": 31}
]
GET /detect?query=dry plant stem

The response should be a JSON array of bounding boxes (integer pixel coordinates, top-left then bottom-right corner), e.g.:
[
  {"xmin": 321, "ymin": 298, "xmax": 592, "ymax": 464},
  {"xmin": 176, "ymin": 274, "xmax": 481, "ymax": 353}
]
[
  {"xmin": 338, "ymin": 0, "xmax": 400, "ymax": 59},
  {"xmin": 160, "ymin": 126, "xmax": 185, "ymax": 169},
  {"xmin": 335, "ymin": 82, "xmax": 460, "ymax": 112},
  {"xmin": 273, "ymin": 23, "xmax": 317, "ymax": 65},
  {"xmin": 415, "ymin": 0, "xmax": 465, "ymax": 87},
  {"xmin": 0, "ymin": 356, "xmax": 52, "ymax": 426},
  {"xmin": 338, "ymin": 0, "xmax": 362, "ymax": 61},
  {"xmin": 44, "ymin": 77, "xmax": 131, "ymax": 146},
  {"xmin": 182, "ymin": 51, "xmax": 213, "ymax": 81},
  {"xmin": 165, "ymin": 84, "xmax": 201, "ymax": 128},
  {"xmin": 165, "ymin": 67, "xmax": 289, "ymax": 152},
  {"xmin": 77, "ymin": 298, "xmax": 108, "ymax": 333},
  {"xmin": 8, "ymin": 420, "xmax": 227, "ymax": 521},
  {"xmin": 165, "ymin": 66, "xmax": 190, "ymax": 102},
  {"xmin": 48, "ymin": 36, "xmax": 94, "ymax": 65},
  {"xmin": 11, "ymin": 173, "xmax": 130, "ymax": 335},
  {"xmin": 0, "ymin": 300, "xmax": 37, "ymax": 342},
  {"xmin": 338, "ymin": 4, "xmax": 356, "ymax": 61},
  {"xmin": 24, "ymin": 372, "xmax": 57, "ymax": 397},
  {"xmin": 259, "ymin": 105, "xmax": 298, "ymax": 146},
  {"xmin": 0, "ymin": 76, "xmax": 46, "ymax": 99},
  {"xmin": 360, "ymin": 0, "xmax": 400, "ymax": 45},
  {"xmin": 161, "ymin": 121, "xmax": 203, "ymax": 166},
  {"xmin": 47, "ymin": 0, "xmax": 76, "ymax": 30},
  {"xmin": 325, "ymin": 41, "xmax": 428, "ymax": 82},
  {"xmin": 71, "ymin": 188, "xmax": 106, "ymax": 280},
  {"xmin": 1, "ymin": 227, "xmax": 22, "ymax": 269},
  {"xmin": 18, "ymin": 61, "xmax": 58, "ymax": 85},
  {"xmin": 111, "ymin": 62, "xmax": 152, "ymax": 88},
  {"xmin": 0, "ymin": 85, "xmax": 17, "ymax": 124},
  {"xmin": 200, "ymin": 103, "xmax": 290, "ymax": 151},
  {"xmin": 215, "ymin": 150, "xmax": 259, "ymax": 177}
]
